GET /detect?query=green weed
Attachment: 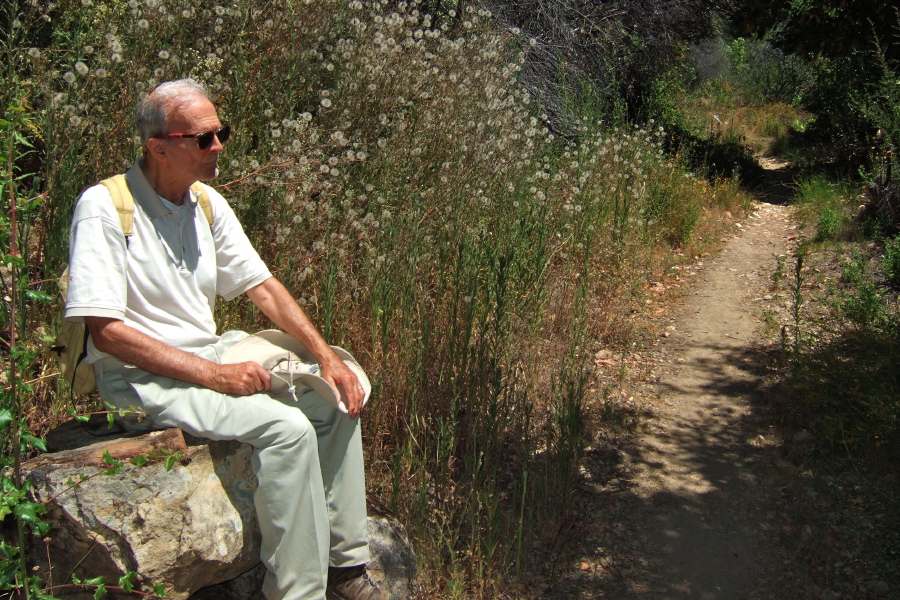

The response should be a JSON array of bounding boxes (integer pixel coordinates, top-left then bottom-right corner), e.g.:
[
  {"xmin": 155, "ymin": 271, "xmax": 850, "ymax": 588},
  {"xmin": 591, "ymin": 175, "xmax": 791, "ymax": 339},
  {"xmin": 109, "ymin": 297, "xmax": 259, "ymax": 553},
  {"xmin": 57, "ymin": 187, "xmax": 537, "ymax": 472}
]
[
  {"xmin": 794, "ymin": 175, "xmax": 854, "ymax": 242},
  {"xmin": 883, "ymin": 236, "xmax": 900, "ymax": 286}
]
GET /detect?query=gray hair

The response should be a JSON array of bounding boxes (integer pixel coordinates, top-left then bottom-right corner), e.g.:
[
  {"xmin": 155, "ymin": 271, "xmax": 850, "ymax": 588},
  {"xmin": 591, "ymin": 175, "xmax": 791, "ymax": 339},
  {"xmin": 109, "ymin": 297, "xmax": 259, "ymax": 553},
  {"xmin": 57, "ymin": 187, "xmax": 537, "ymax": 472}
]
[{"xmin": 135, "ymin": 79, "xmax": 210, "ymax": 146}]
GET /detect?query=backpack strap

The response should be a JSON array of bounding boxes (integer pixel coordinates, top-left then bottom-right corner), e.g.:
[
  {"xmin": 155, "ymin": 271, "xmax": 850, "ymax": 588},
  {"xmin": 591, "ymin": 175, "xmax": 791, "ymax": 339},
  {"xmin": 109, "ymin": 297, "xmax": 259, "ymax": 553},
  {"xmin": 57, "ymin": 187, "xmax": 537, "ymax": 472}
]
[
  {"xmin": 100, "ymin": 174, "xmax": 134, "ymax": 237},
  {"xmin": 98, "ymin": 175, "xmax": 214, "ymax": 236},
  {"xmin": 190, "ymin": 182, "xmax": 214, "ymax": 227}
]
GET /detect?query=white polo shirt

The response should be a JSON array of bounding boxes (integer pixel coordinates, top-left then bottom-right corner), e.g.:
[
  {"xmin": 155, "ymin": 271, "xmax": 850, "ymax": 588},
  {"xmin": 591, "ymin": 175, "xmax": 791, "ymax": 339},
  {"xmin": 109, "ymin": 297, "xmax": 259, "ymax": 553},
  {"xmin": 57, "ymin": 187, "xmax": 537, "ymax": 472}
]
[{"xmin": 65, "ymin": 159, "xmax": 272, "ymax": 363}]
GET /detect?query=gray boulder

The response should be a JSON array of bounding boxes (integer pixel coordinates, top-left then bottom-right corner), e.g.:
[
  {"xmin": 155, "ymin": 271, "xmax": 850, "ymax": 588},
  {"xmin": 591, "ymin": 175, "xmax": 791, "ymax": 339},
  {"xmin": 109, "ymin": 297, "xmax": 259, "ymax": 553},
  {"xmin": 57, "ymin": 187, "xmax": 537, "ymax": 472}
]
[{"xmin": 24, "ymin": 421, "xmax": 416, "ymax": 600}]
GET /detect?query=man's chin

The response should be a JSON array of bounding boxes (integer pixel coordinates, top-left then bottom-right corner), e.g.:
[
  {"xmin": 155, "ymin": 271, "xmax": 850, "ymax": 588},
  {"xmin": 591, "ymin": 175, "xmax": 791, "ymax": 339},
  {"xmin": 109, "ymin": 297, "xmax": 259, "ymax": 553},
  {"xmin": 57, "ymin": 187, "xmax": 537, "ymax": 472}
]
[{"xmin": 200, "ymin": 166, "xmax": 219, "ymax": 181}]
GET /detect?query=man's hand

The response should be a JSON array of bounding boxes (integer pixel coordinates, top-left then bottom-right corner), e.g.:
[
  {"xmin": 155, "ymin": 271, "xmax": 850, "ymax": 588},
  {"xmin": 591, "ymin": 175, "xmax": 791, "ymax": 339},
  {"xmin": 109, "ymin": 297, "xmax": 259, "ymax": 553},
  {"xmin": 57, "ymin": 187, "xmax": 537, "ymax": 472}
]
[
  {"xmin": 209, "ymin": 361, "xmax": 272, "ymax": 396},
  {"xmin": 246, "ymin": 277, "xmax": 370, "ymax": 418},
  {"xmin": 320, "ymin": 359, "xmax": 366, "ymax": 419}
]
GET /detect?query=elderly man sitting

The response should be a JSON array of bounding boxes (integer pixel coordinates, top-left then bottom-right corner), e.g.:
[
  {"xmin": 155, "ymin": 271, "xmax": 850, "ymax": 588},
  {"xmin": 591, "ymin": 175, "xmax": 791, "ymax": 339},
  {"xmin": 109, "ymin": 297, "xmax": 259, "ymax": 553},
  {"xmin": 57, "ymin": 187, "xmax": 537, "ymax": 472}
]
[{"xmin": 64, "ymin": 78, "xmax": 392, "ymax": 600}]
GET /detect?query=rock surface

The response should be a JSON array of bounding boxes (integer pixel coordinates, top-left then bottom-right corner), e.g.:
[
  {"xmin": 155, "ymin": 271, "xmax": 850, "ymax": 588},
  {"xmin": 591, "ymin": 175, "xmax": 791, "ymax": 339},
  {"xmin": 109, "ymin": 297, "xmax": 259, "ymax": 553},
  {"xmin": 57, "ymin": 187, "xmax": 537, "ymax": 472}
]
[{"xmin": 24, "ymin": 420, "xmax": 416, "ymax": 600}]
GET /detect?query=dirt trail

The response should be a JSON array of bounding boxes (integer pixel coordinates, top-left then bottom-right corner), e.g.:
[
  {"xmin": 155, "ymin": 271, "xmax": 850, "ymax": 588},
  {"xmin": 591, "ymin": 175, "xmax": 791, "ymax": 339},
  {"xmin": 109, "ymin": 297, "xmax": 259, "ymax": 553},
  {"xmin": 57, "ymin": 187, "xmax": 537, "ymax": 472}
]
[
  {"xmin": 546, "ymin": 163, "xmax": 808, "ymax": 599},
  {"xmin": 624, "ymin": 197, "xmax": 797, "ymax": 599}
]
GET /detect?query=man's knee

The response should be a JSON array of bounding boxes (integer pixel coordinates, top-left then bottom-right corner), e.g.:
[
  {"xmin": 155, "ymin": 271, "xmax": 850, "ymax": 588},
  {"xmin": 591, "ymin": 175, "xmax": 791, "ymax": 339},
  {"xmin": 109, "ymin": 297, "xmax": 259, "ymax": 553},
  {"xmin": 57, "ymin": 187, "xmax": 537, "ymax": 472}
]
[{"xmin": 265, "ymin": 410, "xmax": 315, "ymax": 448}]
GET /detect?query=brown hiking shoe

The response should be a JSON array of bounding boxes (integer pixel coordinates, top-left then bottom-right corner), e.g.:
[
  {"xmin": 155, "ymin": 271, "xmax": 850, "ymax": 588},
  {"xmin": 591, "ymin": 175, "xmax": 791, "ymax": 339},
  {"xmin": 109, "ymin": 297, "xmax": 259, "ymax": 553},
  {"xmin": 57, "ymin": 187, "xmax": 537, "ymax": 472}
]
[{"xmin": 327, "ymin": 565, "xmax": 396, "ymax": 600}]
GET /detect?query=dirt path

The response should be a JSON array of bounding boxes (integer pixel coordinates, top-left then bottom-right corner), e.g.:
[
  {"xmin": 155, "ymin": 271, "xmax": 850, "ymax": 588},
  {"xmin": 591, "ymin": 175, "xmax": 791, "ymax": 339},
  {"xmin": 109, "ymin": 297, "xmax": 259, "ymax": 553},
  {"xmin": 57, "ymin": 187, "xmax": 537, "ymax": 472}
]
[
  {"xmin": 545, "ymin": 169, "xmax": 811, "ymax": 599},
  {"xmin": 622, "ymin": 198, "xmax": 797, "ymax": 599}
]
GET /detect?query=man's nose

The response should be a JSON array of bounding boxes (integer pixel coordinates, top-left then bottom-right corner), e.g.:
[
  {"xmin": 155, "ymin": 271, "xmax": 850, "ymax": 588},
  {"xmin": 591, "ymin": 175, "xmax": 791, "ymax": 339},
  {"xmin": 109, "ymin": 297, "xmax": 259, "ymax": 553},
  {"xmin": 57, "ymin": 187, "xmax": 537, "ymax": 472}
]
[{"xmin": 209, "ymin": 132, "xmax": 224, "ymax": 152}]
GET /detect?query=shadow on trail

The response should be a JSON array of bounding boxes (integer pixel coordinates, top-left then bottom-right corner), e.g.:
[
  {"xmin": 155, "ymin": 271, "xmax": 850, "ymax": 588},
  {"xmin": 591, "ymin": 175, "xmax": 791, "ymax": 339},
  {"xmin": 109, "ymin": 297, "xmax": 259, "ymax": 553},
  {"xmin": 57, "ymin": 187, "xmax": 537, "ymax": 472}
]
[
  {"xmin": 754, "ymin": 159, "xmax": 799, "ymax": 205},
  {"xmin": 543, "ymin": 341, "xmax": 792, "ymax": 600}
]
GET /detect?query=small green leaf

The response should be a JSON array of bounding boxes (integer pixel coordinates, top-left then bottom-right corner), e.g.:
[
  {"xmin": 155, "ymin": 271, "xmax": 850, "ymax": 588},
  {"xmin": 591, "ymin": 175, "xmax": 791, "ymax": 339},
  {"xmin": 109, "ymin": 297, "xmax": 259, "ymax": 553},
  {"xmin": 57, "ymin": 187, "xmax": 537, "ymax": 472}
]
[
  {"xmin": 76, "ymin": 414, "xmax": 90, "ymax": 423},
  {"xmin": 24, "ymin": 290, "xmax": 52, "ymax": 303},
  {"xmin": 0, "ymin": 408, "xmax": 12, "ymax": 429},
  {"xmin": 31, "ymin": 519, "xmax": 52, "ymax": 536},
  {"xmin": 164, "ymin": 454, "xmax": 177, "ymax": 471},
  {"xmin": 23, "ymin": 434, "xmax": 47, "ymax": 452},
  {"xmin": 153, "ymin": 583, "xmax": 166, "ymax": 597},
  {"xmin": 82, "ymin": 576, "xmax": 105, "ymax": 586},
  {"xmin": 14, "ymin": 501, "xmax": 51, "ymax": 535},
  {"xmin": 118, "ymin": 572, "xmax": 136, "ymax": 593},
  {"xmin": 130, "ymin": 454, "xmax": 148, "ymax": 468},
  {"xmin": 0, "ymin": 560, "xmax": 18, "ymax": 588},
  {"xmin": 107, "ymin": 412, "xmax": 115, "ymax": 427},
  {"xmin": 13, "ymin": 501, "xmax": 46, "ymax": 523},
  {"xmin": 92, "ymin": 582, "xmax": 107, "ymax": 600},
  {"xmin": 2, "ymin": 254, "xmax": 25, "ymax": 268},
  {"xmin": 0, "ymin": 540, "xmax": 18, "ymax": 559},
  {"xmin": 102, "ymin": 465, "xmax": 121, "ymax": 476},
  {"xmin": 101, "ymin": 450, "xmax": 117, "ymax": 466},
  {"xmin": 14, "ymin": 132, "xmax": 34, "ymax": 147}
]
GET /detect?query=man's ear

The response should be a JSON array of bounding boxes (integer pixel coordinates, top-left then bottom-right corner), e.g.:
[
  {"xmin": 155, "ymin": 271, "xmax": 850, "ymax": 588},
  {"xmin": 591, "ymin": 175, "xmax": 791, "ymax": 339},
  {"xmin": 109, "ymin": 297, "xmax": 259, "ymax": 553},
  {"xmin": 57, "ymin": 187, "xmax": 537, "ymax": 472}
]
[{"xmin": 146, "ymin": 139, "xmax": 167, "ymax": 158}]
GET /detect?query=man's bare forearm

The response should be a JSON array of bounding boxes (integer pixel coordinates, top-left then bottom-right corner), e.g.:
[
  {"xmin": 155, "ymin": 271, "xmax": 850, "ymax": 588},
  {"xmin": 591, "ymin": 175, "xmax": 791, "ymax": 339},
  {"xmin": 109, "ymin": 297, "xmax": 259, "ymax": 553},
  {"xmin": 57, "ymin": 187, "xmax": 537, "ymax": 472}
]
[{"xmin": 86, "ymin": 317, "xmax": 270, "ymax": 395}]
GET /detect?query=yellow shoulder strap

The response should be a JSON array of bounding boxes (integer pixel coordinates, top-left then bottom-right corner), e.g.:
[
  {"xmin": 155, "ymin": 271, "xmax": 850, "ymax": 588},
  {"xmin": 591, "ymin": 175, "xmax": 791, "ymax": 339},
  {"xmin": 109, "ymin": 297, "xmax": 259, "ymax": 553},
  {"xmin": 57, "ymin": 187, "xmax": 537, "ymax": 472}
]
[
  {"xmin": 99, "ymin": 174, "xmax": 134, "ymax": 236},
  {"xmin": 190, "ymin": 182, "xmax": 214, "ymax": 227},
  {"xmin": 97, "ymin": 176, "xmax": 214, "ymax": 235}
]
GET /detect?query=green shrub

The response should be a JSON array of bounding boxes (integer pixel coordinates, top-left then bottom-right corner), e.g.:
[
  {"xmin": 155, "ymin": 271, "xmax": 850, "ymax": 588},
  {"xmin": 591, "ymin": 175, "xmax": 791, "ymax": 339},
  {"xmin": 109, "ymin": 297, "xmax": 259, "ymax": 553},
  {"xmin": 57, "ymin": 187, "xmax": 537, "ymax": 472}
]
[
  {"xmin": 795, "ymin": 175, "xmax": 854, "ymax": 241},
  {"xmin": 884, "ymin": 236, "xmax": 900, "ymax": 286},
  {"xmin": 841, "ymin": 281, "xmax": 885, "ymax": 326},
  {"xmin": 840, "ymin": 248, "xmax": 868, "ymax": 286}
]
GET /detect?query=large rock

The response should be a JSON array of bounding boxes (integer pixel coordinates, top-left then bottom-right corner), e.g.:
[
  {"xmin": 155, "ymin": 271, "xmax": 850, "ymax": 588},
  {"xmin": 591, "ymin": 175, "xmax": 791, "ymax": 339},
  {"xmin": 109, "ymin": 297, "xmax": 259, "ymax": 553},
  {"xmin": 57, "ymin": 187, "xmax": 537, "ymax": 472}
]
[{"xmin": 24, "ymin": 420, "xmax": 416, "ymax": 600}]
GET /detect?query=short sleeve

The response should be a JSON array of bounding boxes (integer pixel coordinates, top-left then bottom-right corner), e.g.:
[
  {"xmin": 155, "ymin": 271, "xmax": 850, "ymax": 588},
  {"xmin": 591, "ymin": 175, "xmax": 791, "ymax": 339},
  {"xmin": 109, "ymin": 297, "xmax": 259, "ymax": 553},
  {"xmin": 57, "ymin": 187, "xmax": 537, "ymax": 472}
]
[{"xmin": 64, "ymin": 185, "xmax": 129, "ymax": 322}]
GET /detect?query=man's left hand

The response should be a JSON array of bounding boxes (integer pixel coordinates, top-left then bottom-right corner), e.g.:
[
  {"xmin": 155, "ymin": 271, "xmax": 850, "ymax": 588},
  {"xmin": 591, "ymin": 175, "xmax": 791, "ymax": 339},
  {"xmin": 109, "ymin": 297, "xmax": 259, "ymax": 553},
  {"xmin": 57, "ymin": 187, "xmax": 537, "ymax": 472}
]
[{"xmin": 321, "ymin": 359, "xmax": 366, "ymax": 418}]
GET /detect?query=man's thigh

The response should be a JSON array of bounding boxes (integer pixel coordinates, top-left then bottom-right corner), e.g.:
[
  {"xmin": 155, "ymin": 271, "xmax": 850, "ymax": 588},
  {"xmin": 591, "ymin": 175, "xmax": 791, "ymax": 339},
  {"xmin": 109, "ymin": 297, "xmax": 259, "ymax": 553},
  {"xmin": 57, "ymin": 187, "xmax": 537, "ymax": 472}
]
[{"xmin": 99, "ymin": 366, "xmax": 313, "ymax": 445}]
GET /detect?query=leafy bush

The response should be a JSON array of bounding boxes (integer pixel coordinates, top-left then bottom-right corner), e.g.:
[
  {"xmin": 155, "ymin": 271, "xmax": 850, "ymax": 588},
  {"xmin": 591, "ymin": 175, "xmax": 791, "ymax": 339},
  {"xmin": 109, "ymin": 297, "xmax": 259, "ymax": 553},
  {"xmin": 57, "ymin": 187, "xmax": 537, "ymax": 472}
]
[
  {"xmin": 794, "ymin": 176, "xmax": 854, "ymax": 241},
  {"xmin": 688, "ymin": 36, "xmax": 813, "ymax": 107},
  {"xmin": 883, "ymin": 236, "xmax": 900, "ymax": 286},
  {"xmin": 841, "ymin": 281, "xmax": 885, "ymax": 326}
]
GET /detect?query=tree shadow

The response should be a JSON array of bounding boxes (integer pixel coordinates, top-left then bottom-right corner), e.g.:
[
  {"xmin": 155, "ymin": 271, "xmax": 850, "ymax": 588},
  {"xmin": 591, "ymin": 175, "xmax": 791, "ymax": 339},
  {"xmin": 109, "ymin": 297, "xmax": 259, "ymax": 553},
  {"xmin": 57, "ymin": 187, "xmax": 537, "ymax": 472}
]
[{"xmin": 539, "ymin": 340, "xmax": 807, "ymax": 600}]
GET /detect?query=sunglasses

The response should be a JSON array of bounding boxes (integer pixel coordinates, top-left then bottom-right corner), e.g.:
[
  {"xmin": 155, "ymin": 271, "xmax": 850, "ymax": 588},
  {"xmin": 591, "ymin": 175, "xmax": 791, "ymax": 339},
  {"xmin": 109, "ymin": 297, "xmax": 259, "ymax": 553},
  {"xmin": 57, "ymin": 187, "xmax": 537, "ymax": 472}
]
[{"xmin": 155, "ymin": 124, "xmax": 231, "ymax": 150}]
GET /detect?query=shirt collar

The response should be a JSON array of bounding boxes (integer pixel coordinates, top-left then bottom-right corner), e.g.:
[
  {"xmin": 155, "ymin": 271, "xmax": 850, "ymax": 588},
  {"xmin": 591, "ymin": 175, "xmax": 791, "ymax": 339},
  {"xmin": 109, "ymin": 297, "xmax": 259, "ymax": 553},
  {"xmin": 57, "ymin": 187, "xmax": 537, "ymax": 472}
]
[{"xmin": 124, "ymin": 157, "xmax": 198, "ymax": 219}]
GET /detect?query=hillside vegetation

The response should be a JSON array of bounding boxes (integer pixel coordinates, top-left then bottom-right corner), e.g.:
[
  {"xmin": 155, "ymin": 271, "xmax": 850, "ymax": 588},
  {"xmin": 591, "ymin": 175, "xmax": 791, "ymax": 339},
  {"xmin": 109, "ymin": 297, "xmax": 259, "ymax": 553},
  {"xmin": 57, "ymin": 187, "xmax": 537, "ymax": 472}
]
[{"xmin": 1, "ymin": 0, "xmax": 899, "ymax": 598}]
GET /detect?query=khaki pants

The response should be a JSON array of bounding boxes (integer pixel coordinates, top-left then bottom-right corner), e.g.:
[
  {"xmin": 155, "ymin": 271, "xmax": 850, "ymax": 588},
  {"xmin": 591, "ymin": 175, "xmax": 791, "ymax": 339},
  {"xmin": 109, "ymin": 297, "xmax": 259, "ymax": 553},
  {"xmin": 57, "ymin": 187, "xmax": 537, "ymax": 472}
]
[{"xmin": 95, "ymin": 331, "xmax": 370, "ymax": 600}]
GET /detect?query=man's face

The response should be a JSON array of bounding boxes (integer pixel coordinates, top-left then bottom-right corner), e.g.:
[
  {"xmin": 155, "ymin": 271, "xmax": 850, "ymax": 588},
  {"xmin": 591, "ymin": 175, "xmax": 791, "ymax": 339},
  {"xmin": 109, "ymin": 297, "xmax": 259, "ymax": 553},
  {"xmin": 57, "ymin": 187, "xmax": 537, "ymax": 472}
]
[{"xmin": 163, "ymin": 96, "xmax": 224, "ymax": 182}]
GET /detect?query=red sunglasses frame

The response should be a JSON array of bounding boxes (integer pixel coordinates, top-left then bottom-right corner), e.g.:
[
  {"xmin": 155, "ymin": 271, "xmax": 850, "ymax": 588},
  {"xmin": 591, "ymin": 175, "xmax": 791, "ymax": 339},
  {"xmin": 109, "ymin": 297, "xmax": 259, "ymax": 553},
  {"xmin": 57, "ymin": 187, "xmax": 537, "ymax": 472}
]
[{"xmin": 154, "ymin": 124, "xmax": 231, "ymax": 150}]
